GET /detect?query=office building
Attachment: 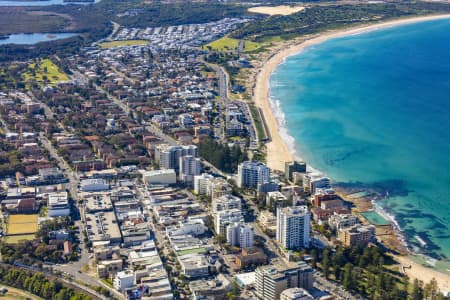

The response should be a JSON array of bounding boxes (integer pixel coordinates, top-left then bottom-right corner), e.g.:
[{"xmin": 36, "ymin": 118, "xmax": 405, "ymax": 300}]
[
  {"xmin": 47, "ymin": 191, "xmax": 70, "ymax": 217},
  {"xmin": 276, "ymin": 206, "xmax": 310, "ymax": 249},
  {"xmin": 255, "ymin": 262, "xmax": 313, "ymax": 300},
  {"xmin": 237, "ymin": 161, "xmax": 270, "ymax": 189}
]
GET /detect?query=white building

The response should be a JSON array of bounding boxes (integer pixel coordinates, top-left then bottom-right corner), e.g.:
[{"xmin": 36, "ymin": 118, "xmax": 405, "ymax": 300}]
[
  {"xmin": 80, "ymin": 178, "xmax": 110, "ymax": 192},
  {"xmin": 48, "ymin": 191, "xmax": 70, "ymax": 217},
  {"xmin": 276, "ymin": 206, "xmax": 310, "ymax": 250},
  {"xmin": 215, "ymin": 209, "xmax": 244, "ymax": 236},
  {"xmin": 226, "ymin": 222, "xmax": 254, "ymax": 248},
  {"xmin": 179, "ymin": 155, "xmax": 201, "ymax": 186},
  {"xmin": 194, "ymin": 173, "xmax": 214, "ymax": 195},
  {"xmin": 166, "ymin": 219, "xmax": 207, "ymax": 237},
  {"xmin": 113, "ymin": 270, "xmax": 134, "ymax": 292},
  {"xmin": 280, "ymin": 288, "xmax": 314, "ymax": 300},
  {"xmin": 212, "ymin": 194, "xmax": 242, "ymax": 213},
  {"xmin": 142, "ymin": 169, "xmax": 177, "ymax": 185},
  {"xmin": 155, "ymin": 144, "xmax": 198, "ymax": 172},
  {"xmin": 302, "ymin": 173, "xmax": 331, "ymax": 193},
  {"xmin": 237, "ymin": 161, "xmax": 270, "ymax": 189}
]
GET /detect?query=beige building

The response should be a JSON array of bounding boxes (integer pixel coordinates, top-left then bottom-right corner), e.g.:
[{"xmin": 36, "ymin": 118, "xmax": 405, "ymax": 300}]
[
  {"xmin": 255, "ymin": 262, "xmax": 313, "ymax": 300},
  {"xmin": 340, "ymin": 224, "xmax": 375, "ymax": 247}
]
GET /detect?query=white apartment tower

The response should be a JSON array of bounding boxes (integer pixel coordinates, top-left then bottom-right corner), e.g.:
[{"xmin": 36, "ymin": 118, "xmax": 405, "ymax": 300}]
[
  {"xmin": 226, "ymin": 222, "xmax": 254, "ymax": 248},
  {"xmin": 277, "ymin": 206, "xmax": 310, "ymax": 249},
  {"xmin": 237, "ymin": 161, "xmax": 270, "ymax": 189},
  {"xmin": 179, "ymin": 155, "xmax": 201, "ymax": 186},
  {"xmin": 155, "ymin": 144, "xmax": 198, "ymax": 172}
]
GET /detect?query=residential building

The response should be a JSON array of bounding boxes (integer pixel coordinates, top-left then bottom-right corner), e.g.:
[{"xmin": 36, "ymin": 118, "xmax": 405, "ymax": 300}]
[
  {"xmin": 226, "ymin": 222, "xmax": 254, "ymax": 248},
  {"xmin": 215, "ymin": 209, "xmax": 244, "ymax": 235},
  {"xmin": 285, "ymin": 161, "xmax": 307, "ymax": 182},
  {"xmin": 276, "ymin": 206, "xmax": 310, "ymax": 250},
  {"xmin": 340, "ymin": 224, "xmax": 375, "ymax": 247},
  {"xmin": 212, "ymin": 194, "xmax": 242, "ymax": 213},
  {"xmin": 255, "ymin": 262, "xmax": 313, "ymax": 300},
  {"xmin": 155, "ymin": 144, "xmax": 198, "ymax": 172},
  {"xmin": 237, "ymin": 161, "xmax": 270, "ymax": 189},
  {"xmin": 280, "ymin": 288, "xmax": 314, "ymax": 300},
  {"xmin": 179, "ymin": 155, "xmax": 201, "ymax": 186},
  {"xmin": 193, "ymin": 173, "xmax": 214, "ymax": 195},
  {"xmin": 114, "ymin": 270, "xmax": 134, "ymax": 293}
]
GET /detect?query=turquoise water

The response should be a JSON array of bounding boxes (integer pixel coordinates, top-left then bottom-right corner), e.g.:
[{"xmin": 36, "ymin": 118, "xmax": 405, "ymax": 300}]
[{"xmin": 270, "ymin": 19, "xmax": 450, "ymax": 261}]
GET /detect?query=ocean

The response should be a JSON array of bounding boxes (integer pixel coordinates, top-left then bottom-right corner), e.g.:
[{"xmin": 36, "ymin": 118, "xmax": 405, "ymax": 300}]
[{"xmin": 270, "ymin": 18, "xmax": 450, "ymax": 265}]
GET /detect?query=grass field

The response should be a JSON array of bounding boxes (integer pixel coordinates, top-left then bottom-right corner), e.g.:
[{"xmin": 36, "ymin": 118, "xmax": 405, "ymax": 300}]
[
  {"xmin": 6, "ymin": 214, "xmax": 38, "ymax": 235},
  {"xmin": 0, "ymin": 285, "xmax": 42, "ymax": 300},
  {"xmin": 249, "ymin": 104, "xmax": 267, "ymax": 141},
  {"xmin": 204, "ymin": 37, "xmax": 261, "ymax": 52},
  {"xmin": 98, "ymin": 40, "xmax": 149, "ymax": 48},
  {"xmin": 3, "ymin": 234, "xmax": 36, "ymax": 244},
  {"xmin": 177, "ymin": 247, "xmax": 207, "ymax": 256},
  {"xmin": 23, "ymin": 59, "xmax": 69, "ymax": 86}
]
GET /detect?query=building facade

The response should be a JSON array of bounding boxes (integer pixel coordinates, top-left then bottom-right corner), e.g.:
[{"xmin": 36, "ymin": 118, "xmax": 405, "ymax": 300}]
[
  {"xmin": 276, "ymin": 206, "xmax": 310, "ymax": 250},
  {"xmin": 237, "ymin": 161, "xmax": 270, "ymax": 189}
]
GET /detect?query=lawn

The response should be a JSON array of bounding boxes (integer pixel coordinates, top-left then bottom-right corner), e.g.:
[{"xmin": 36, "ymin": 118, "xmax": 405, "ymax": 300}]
[
  {"xmin": 6, "ymin": 214, "xmax": 38, "ymax": 235},
  {"xmin": 3, "ymin": 234, "xmax": 36, "ymax": 244},
  {"xmin": 176, "ymin": 247, "xmax": 207, "ymax": 256},
  {"xmin": 204, "ymin": 37, "xmax": 261, "ymax": 52},
  {"xmin": 249, "ymin": 104, "xmax": 267, "ymax": 141},
  {"xmin": 23, "ymin": 59, "xmax": 69, "ymax": 86},
  {"xmin": 98, "ymin": 40, "xmax": 149, "ymax": 48},
  {"xmin": 0, "ymin": 285, "xmax": 42, "ymax": 300}
]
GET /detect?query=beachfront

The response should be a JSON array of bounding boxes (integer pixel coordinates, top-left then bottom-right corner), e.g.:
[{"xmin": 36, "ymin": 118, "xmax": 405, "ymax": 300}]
[{"xmin": 252, "ymin": 13, "xmax": 450, "ymax": 289}]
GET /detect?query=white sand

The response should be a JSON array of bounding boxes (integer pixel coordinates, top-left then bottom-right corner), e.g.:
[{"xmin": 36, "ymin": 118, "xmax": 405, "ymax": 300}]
[{"xmin": 248, "ymin": 5, "xmax": 305, "ymax": 16}]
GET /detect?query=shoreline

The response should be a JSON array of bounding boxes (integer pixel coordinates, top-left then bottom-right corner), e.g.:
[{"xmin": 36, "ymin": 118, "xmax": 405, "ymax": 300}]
[
  {"xmin": 253, "ymin": 13, "xmax": 450, "ymax": 172},
  {"xmin": 252, "ymin": 13, "xmax": 450, "ymax": 289}
]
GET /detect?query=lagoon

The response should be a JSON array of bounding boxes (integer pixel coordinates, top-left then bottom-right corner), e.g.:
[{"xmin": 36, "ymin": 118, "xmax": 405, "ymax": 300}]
[{"xmin": 0, "ymin": 33, "xmax": 79, "ymax": 45}]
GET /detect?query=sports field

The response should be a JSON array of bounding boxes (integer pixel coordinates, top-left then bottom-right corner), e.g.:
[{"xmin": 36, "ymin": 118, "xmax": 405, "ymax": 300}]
[
  {"xmin": 6, "ymin": 214, "xmax": 38, "ymax": 235},
  {"xmin": 23, "ymin": 59, "xmax": 69, "ymax": 86},
  {"xmin": 204, "ymin": 37, "xmax": 261, "ymax": 52}
]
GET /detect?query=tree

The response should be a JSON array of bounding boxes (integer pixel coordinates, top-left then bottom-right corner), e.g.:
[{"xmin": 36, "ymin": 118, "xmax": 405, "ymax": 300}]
[{"xmin": 410, "ymin": 279, "xmax": 423, "ymax": 300}]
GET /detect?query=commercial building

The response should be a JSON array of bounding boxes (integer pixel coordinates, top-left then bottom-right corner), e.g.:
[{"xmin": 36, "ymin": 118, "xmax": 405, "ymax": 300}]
[
  {"xmin": 226, "ymin": 222, "xmax": 254, "ymax": 248},
  {"xmin": 255, "ymin": 262, "xmax": 313, "ymax": 300},
  {"xmin": 276, "ymin": 206, "xmax": 310, "ymax": 250},
  {"xmin": 280, "ymin": 288, "xmax": 314, "ymax": 300},
  {"xmin": 340, "ymin": 224, "xmax": 375, "ymax": 247},
  {"xmin": 237, "ymin": 161, "xmax": 270, "ymax": 189},
  {"xmin": 80, "ymin": 178, "xmax": 110, "ymax": 192},
  {"xmin": 285, "ymin": 161, "xmax": 306, "ymax": 182},
  {"xmin": 235, "ymin": 247, "xmax": 268, "ymax": 269},
  {"xmin": 179, "ymin": 155, "xmax": 201, "ymax": 186},
  {"xmin": 47, "ymin": 191, "xmax": 70, "ymax": 217},
  {"xmin": 142, "ymin": 169, "xmax": 177, "ymax": 185}
]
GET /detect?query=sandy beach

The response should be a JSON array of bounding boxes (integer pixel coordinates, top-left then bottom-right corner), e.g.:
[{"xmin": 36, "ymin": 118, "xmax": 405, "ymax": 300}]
[
  {"xmin": 252, "ymin": 13, "xmax": 450, "ymax": 288},
  {"xmin": 248, "ymin": 5, "xmax": 305, "ymax": 16},
  {"xmin": 253, "ymin": 13, "xmax": 450, "ymax": 172}
]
